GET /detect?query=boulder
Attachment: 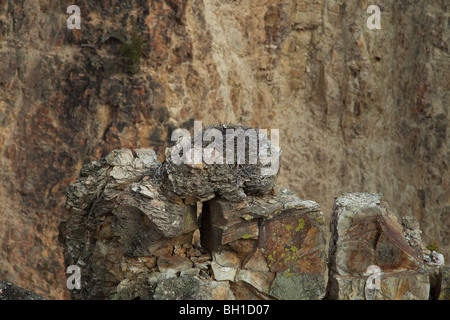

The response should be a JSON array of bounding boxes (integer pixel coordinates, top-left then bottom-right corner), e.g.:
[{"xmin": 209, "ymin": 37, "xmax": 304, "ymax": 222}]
[
  {"xmin": 327, "ymin": 193, "xmax": 430, "ymax": 300},
  {"xmin": 162, "ymin": 124, "xmax": 281, "ymax": 203}
]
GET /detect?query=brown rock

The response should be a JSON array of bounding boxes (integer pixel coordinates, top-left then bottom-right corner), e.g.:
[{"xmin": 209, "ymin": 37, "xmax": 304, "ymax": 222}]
[
  {"xmin": 331, "ymin": 271, "xmax": 430, "ymax": 300},
  {"xmin": 157, "ymin": 256, "xmax": 193, "ymax": 274},
  {"xmin": 236, "ymin": 269, "xmax": 275, "ymax": 294},
  {"xmin": 260, "ymin": 209, "xmax": 326, "ymax": 274},
  {"xmin": 214, "ymin": 251, "xmax": 241, "ymax": 268},
  {"xmin": 222, "ymin": 239, "xmax": 256, "ymax": 259},
  {"xmin": 327, "ymin": 193, "xmax": 430, "ymax": 300},
  {"xmin": 230, "ymin": 281, "xmax": 275, "ymax": 300},
  {"xmin": 243, "ymin": 249, "xmax": 270, "ymax": 272}
]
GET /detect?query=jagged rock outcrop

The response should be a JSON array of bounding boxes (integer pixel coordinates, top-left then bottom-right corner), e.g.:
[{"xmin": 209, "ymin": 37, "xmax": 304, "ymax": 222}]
[
  {"xmin": 60, "ymin": 127, "xmax": 328, "ymax": 300},
  {"xmin": 327, "ymin": 193, "xmax": 445, "ymax": 300},
  {"xmin": 61, "ymin": 140, "xmax": 447, "ymax": 300},
  {"xmin": 0, "ymin": 0, "xmax": 447, "ymax": 299}
]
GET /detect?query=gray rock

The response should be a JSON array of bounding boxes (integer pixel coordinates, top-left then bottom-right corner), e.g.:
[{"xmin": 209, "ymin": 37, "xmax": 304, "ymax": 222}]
[
  {"xmin": 439, "ymin": 267, "xmax": 450, "ymax": 300},
  {"xmin": 0, "ymin": 281, "xmax": 44, "ymax": 300},
  {"xmin": 153, "ymin": 276, "xmax": 235, "ymax": 300},
  {"xmin": 270, "ymin": 273, "xmax": 325, "ymax": 300},
  {"xmin": 162, "ymin": 124, "xmax": 280, "ymax": 203},
  {"xmin": 211, "ymin": 262, "xmax": 237, "ymax": 281}
]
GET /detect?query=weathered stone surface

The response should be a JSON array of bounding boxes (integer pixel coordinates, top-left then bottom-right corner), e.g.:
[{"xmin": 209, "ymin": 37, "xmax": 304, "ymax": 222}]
[
  {"xmin": 63, "ymin": 148, "xmax": 198, "ymax": 258},
  {"xmin": 0, "ymin": 281, "xmax": 45, "ymax": 300},
  {"xmin": 270, "ymin": 273, "xmax": 326, "ymax": 300},
  {"xmin": 211, "ymin": 263, "xmax": 237, "ymax": 282},
  {"xmin": 230, "ymin": 281, "xmax": 275, "ymax": 300},
  {"xmin": 163, "ymin": 124, "xmax": 280, "ymax": 204},
  {"xmin": 257, "ymin": 193, "xmax": 327, "ymax": 300},
  {"xmin": 157, "ymin": 256, "xmax": 193, "ymax": 274},
  {"xmin": 201, "ymin": 189, "xmax": 326, "ymax": 257},
  {"xmin": 260, "ymin": 208, "xmax": 326, "ymax": 274},
  {"xmin": 243, "ymin": 249, "xmax": 270, "ymax": 272},
  {"xmin": 0, "ymin": 0, "xmax": 447, "ymax": 299},
  {"xmin": 439, "ymin": 267, "xmax": 450, "ymax": 300},
  {"xmin": 236, "ymin": 269, "xmax": 275, "ymax": 295},
  {"xmin": 331, "ymin": 271, "xmax": 430, "ymax": 301},
  {"xmin": 214, "ymin": 250, "xmax": 241, "ymax": 268},
  {"xmin": 59, "ymin": 148, "xmax": 202, "ymax": 299},
  {"xmin": 402, "ymin": 214, "xmax": 447, "ymax": 299},
  {"xmin": 60, "ymin": 138, "xmax": 337, "ymax": 300},
  {"xmin": 153, "ymin": 276, "xmax": 235, "ymax": 300},
  {"xmin": 327, "ymin": 193, "xmax": 431, "ymax": 300}
]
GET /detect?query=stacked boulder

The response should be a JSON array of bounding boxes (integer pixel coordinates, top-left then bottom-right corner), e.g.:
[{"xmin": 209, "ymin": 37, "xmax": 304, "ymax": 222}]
[{"xmin": 59, "ymin": 126, "xmax": 328, "ymax": 300}]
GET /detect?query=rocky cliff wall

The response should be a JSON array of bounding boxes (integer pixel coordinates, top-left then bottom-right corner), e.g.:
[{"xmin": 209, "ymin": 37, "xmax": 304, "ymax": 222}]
[{"xmin": 0, "ymin": 0, "xmax": 448, "ymax": 299}]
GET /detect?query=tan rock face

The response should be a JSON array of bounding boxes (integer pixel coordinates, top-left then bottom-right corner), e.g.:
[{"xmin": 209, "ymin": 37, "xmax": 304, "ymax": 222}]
[{"xmin": 0, "ymin": 0, "xmax": 447, "ymax": 299}]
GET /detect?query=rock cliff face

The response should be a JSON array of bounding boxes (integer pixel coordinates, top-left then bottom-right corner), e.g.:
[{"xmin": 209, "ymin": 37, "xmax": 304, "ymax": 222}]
[{"xmin": 0, "ymin": 0, "xmax": 448, "ymax": 299}]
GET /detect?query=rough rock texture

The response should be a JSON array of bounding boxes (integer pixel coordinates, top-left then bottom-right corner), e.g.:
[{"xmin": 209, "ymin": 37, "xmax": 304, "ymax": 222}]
[
  {"xmin": 326, "ymin": 193, "xmax": 444, "ymax": 300},
  {"xmin": 439, "ymin": 267, "xmax": 450, "ymax": 300},
  {"xmin": 0, "ymin": 0, "xmax": 448, "ymax": 299},
  {"xmin": 0, "ymin": 281, "xmax": 45, "ymax": 300},
  {"xmin": 59, "ymin": 140, "xmax": 328, "ymax": 300}
]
